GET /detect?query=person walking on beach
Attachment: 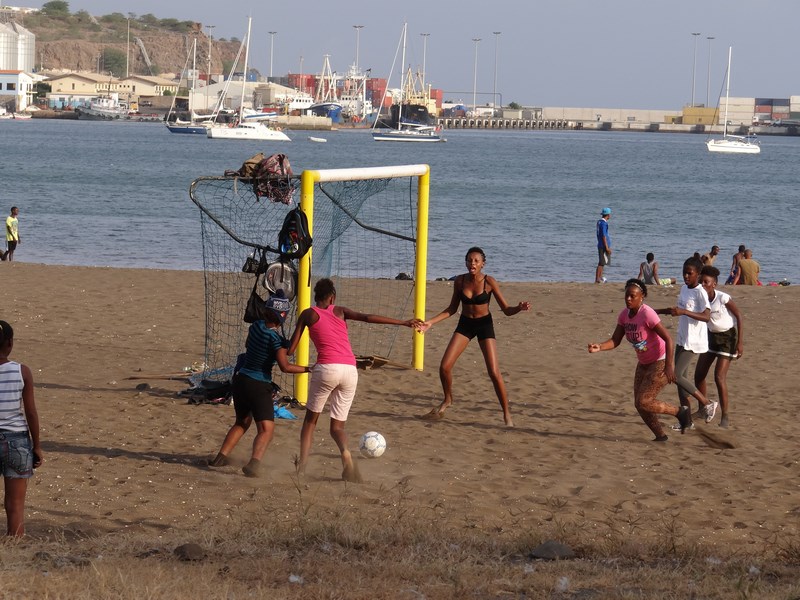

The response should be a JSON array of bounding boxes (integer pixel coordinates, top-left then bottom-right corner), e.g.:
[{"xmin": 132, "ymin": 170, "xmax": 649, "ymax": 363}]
[
  {"xmin": 726, "ymin": 245, "xmax": 746, "ymax": 284},
  {"xmin": 2, "ymin": 207, "xmax": 20, "ymax": 262},
  {"xmin": 287, "ymin": 278, "xmax": 420, "ymax": 482},
  {"xmin": 595, "ymin": 207, "xmax": 612, "ymax": 283},
  {"xmin": 638, "ymin": 252, "xmax": 677, "ymax": 286},
  {"xmin": 588, "ymin": 279, "xmax": 691, "ymax": 440},
  {"xmin": 733, "ymin": 249, "xmax": 760, "ymax": 285},
  {"xmin": 655, "ymin": 256, "xmax": 716, "ymax": 429},
  {"xmin": 694, "ymin": 265, "xmax": 743, "ymax": 428},
  {"xmin": 208, "ymin": 291, "xmax": 310, "ymax": 477},
  {"xmin": 0, "ymin": 320, "xmax": 43, "ymax": 536},
  {"xmin": 418, "ymin": 247, "xmax": 530, "ymax": 427}
]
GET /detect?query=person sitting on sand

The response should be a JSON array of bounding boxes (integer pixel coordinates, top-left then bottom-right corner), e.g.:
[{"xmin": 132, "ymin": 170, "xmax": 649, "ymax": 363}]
[
  {"xmin": 208, "ymin": 291, "xmax": 310, "ymax": 477},
  {"xmin": 287, "ymin": 278, "xmax": 420, "ymax": 482},
  {"xmin": 418, "ymin": 247, "xmax": 530, "ymax": 427},
  {"xmin": 638, "ymin": 252, "xmax": 677, "ymax": 286},
  {"xmin": 732, "ymin": 249, "xmax": 761, "ymax": 285},
  {"xmin": 588, "ymin": 279, "xmax": 691, "ymax": 440},
  {"xmin": 0, "ymin": 320, "xmax": 43, "ymax": 536},
  {"xmin": 694, "ymin": 265, "xmax": 744, "ymax": 428}
]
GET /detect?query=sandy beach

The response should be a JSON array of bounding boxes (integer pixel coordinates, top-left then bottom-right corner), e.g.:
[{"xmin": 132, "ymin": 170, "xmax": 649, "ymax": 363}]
[{"xmin": 1, "ymin": 263, "xmax": 798, "ymax": 597}]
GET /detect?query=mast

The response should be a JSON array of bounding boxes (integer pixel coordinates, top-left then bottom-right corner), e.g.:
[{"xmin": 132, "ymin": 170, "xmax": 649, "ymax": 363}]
[
  {"xmin": 398, "ymin": 22, "xmax": 407, "ymax": 131},
  {"xmin": 723, "ymin": 46, "xmax": 731, "ymax": 138},
  {"xmin": 239, "ymin": 16, "xmax": 252, "ymax": 122},
  {"xmin": 190, "ymin": 37, "xmax": 196, "ymax": 114}
]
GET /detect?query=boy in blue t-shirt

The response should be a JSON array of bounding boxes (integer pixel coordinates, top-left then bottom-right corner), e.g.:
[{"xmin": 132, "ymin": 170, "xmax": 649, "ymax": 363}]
[{"xmin": 208, "ymin": 290, "xmax": 310, "ymax": 477}]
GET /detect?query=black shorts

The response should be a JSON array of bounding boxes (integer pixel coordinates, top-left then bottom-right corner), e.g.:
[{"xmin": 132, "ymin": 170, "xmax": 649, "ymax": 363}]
[
  {"xmin": 708, "ymin": 327, "xmax": 738, "ymax": 358},
  {"xmin": 232, "ymin": 373, "xmax": 275, "ymax": 422},
  {"xmin": 454, "ymin": 313, "xmax": 496, "ymax": 341},
  {"xmin": 6, "ymin": 241, "xmax": 17, "ymax": 253}
]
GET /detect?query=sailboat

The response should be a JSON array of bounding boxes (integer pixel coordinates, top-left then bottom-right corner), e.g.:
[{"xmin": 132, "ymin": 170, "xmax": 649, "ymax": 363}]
[
  {"xmin": 165, "ymin": 38, "xmax": 210, "ymax": 134},
  {"xmin": 207, "ymin": 17, "xmax": 290, "ymax": 142},
  {"xmin": 706, "ymin": 46, "xmax": 760, "ymax": 154},
  {"xmin": 372, "ymin": 23, "xmax": 444, "ymax": 143}
]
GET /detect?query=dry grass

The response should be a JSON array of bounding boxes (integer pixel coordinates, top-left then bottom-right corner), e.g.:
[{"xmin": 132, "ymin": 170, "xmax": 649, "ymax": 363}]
[{"xmin": 3, "ymin": 478, "xmax": 799, "ymax": 599}]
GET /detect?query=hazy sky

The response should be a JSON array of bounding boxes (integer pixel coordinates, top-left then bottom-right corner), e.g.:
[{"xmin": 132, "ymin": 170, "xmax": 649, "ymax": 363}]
[{"xmin": 43, "ymin": 0, "xmax": 800, "ymax": 109}]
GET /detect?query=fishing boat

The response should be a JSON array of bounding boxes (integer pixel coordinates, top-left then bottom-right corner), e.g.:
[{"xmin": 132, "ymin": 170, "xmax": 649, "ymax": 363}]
[
  {"xmin": 372, "ymin": 24, "xmax": 444, "ymax": 143},
  {"xmin": 207, "ymin": 18, "xmax": 290, "ymax": 142},
  {"xmin": 75, "ymin": 94, "xmax": 130, "ymax": 120},
  {"xmin": 308, "ymin": 55, "xmax": 343, "ymax": 123},
  {"xmin": 706, "ymin": 47, "xmax": 760, "ymax": 155}
]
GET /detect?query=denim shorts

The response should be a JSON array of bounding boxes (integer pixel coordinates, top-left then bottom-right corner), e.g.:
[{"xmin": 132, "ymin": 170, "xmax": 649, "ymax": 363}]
[{"xmin": 0, "ymin": 430, "xmax": 34, "ymax": 478}]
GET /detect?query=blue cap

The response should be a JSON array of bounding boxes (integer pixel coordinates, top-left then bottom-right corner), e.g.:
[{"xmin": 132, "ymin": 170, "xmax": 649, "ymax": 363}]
[
  {"xmin": 265, "ymin": 289, "xmax": 290, "ymax": 324},
  {"xmin": 601, "ymin": 207, "xmax": 612, "ymax": 216}
]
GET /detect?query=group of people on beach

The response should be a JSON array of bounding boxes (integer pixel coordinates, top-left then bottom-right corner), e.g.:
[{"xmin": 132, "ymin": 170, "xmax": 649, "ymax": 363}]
[
  {"xmin": 590, "ymin": 252, "xmax": 743, "ymax": 443},
  {"xmin": 0, "ymin": 228, "xmax": 744, "ymax": 536},
  {"xmin": 209, "ymin": 247, "xmax": 531, "ymax": 481},
  {"xmin": 639, "ymin": 244, "xmax": 761, "ymax": 287},
  {"xmin": 597, "ymin": 206, "xmax": 761, "ymax": 287}
]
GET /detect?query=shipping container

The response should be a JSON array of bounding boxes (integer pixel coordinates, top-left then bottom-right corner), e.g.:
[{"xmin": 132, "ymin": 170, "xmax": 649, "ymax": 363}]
[
  {"xmin": 755, "ymin": 98, "xmax": 773, "ymax": 106},
  {"xmin": 755, "ymin": 105, "xmax": 773, "ymax": 113},
  {"xmin": 365, "ymin": 78, "xmax": 388, "ymax": 91},
  {"xmin": 727, "ymin": 97, "xmax": 755, "ymax": 106},
  {"xmin": 772, "ymin": 98, "xmax": 790, "ymax": 107},
  {"xmin": 790, "ymin": 111, "xmax": 800, "ymax": 120}
]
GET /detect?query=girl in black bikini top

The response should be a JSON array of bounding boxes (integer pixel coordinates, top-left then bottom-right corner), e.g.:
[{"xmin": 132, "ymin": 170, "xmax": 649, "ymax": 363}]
[{"xmin": 460, "ymin": 275, "xmax": 491, "ymax": 305}]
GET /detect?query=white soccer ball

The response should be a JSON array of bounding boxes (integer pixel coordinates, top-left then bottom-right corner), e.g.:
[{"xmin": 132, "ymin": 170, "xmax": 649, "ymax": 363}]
[{"xmin": 359, "ymin": 431, "xmax": 387, "ymax": 458}]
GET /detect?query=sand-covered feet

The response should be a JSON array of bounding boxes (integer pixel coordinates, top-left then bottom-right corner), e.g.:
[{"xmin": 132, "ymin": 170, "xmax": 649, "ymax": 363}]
[
  {"xmin": 207, "ymin": 452, "xmax": 229, "ymax": 467},
  {"xmin": 342, "ymin": 459, "xmax": 363, "ymax": 484},
  {"xmin": 242, "ymin": 458, "xmax": 262, "ymax": 478},
  {"xmin": 418, "ymin": 408, "xmax": 445, "ymax": 421}
]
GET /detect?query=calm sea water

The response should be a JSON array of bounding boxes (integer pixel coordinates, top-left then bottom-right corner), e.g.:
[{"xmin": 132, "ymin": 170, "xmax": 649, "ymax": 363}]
[{"xmin": 3, "ymin": 119, "xmax": 799, "ymax": 282}]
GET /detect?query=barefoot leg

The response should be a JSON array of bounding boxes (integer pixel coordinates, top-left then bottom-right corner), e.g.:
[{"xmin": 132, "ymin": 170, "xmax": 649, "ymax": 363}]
[{"xmin": 435, "ymin": 333, "xmax": 470, "ymax": 416}]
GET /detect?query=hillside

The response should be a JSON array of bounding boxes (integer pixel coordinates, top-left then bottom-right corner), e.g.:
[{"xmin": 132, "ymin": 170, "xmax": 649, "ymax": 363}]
[{"xmin": 8, "ymin": 4, "xmax": 242, "ymax": 79}]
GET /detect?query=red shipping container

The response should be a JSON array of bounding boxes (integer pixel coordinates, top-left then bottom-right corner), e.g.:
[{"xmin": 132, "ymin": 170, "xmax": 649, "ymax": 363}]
[{"xmin": 755, "ymin": 105, "xmax": 772, "ymax": 113}]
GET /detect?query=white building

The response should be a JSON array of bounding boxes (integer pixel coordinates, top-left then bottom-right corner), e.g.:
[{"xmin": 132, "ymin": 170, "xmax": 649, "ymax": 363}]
[
  {"xmin": 0, "ymin": 21, "xmax": 35, "ymax": 72},
  {"xmin": 0, "ymin": 69, "xmax": 34, "ymax": 110}
]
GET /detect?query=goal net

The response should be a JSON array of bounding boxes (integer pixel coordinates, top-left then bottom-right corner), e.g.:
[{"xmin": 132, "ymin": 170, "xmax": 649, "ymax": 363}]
[{"xmin": 189, "ymin": 164, "xmax": 429, "ymax": 402}]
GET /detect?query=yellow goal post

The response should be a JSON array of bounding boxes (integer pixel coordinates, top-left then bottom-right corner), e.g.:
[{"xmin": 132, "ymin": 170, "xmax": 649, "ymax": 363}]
[{"xmin": 293, "ymin": 164, "xmax": 430, "ymax": 404}]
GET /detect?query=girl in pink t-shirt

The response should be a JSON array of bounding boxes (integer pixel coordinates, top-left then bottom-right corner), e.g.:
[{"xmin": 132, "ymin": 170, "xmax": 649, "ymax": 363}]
[{"xmin": 588, "ymin": 279, "xmax": 691, "ymax": 440}]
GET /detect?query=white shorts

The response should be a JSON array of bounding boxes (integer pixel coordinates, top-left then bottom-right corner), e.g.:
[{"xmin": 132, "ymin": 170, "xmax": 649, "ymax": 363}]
[{"xmin": 306, "ymin": 363, "xmax": 359, "ymax": 421}]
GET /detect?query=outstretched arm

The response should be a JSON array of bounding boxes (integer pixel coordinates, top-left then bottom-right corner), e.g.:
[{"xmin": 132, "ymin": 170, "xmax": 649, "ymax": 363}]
[
  {"xmin": 418, "ymin": 279, "xmax": 462, "ymax": 332},
  {"xmin": 488, "ymin": 276, "xmax": 531, "ymax": 316},
  {"xmin": 587, "ymin": 324, "xmax": 625, "ymax": 353},
  {"xmin": 341, "ymin": 306, "xmax": 422, "ymax": 328}
]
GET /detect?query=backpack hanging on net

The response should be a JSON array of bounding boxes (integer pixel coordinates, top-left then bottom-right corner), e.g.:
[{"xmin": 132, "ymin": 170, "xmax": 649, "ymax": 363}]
[
  {"xmin": 277, "ymin": 207, "xmax": 312, "ymax": 260},
  {"xmin": 252, "ymin": 153, "xmax": 295, "ymax": 204}
]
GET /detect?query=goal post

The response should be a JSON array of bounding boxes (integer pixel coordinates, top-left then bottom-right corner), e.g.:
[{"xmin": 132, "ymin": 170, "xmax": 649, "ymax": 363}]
[{"xmin": 294, "ymin": 164, "xmax": 430, "ymax": 405}]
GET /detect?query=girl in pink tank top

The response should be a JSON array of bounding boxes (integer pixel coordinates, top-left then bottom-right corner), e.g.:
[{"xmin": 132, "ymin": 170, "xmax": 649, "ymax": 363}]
[{"xmin": 288, "ymin": 278, "xmax": 421, "ymax": 483}]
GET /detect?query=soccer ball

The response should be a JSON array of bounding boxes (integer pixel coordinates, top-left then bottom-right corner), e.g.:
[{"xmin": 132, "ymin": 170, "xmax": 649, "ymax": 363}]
[{"xmin": 359, "ymin": 431, "xmax": 387, "ymax": 458}]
